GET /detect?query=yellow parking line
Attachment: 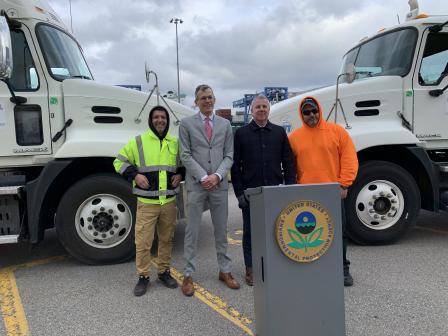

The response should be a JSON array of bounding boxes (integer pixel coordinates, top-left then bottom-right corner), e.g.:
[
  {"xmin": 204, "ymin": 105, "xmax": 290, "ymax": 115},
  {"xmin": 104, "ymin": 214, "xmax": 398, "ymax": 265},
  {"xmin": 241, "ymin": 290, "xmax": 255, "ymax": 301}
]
[
  {"xmin": 415, "ymin": 226, "xmax": 448, "ymax": 235},
  {"xmin": 228, "ymin": 236, "xmax": 242, "ymax": 245},
  {"xmin": 168, "ymin": 266, "xmax": 254, "ymax": 335},
  {"xmin": 2, "ymin": 255, "xmax": 254, "ymax": 335},
  {"xmin": 0, "ymin": 256, "xmax": 67, "ymax": 336},
  {"xmin": 228, "ymin": 229, "xmax": 243, "ymax": 245},
  {"xmin": 0, "ymin": 268, "xmax": 29, "ymax": 336},
  {"xmin": 9, "ymin": 256, "xmax": 68, "ymax": 272}
]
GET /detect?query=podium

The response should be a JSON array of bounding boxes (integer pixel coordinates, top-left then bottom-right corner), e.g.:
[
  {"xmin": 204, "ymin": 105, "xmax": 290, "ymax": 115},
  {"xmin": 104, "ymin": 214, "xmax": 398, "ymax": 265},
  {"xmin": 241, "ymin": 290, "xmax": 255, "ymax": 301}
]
[{"xmin": 246, "ymin": 184, "xmax": 345, "ymax": 336}]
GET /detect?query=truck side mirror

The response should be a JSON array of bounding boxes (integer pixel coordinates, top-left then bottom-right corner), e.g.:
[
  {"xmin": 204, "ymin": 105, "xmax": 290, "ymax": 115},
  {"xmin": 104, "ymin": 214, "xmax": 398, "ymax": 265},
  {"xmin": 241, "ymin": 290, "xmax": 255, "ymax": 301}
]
[
  {"xmin": 429, "ymin": 84, "xmax": 448, "ymax": 97},
  {"xmin": 0, "ymin": 16, "xmax": 12, "ymax": 79}
]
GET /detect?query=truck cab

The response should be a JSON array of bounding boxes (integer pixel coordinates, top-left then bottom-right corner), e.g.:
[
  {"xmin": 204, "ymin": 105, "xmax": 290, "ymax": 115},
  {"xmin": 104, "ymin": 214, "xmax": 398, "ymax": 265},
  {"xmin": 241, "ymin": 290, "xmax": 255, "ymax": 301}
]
[
  {"xmin": 0, "ymin": 0, "xmax": 193, "ymax": 264},
  {"xmin": 270, "ymin": 6, "xmax": 448, "ymax": 244}
]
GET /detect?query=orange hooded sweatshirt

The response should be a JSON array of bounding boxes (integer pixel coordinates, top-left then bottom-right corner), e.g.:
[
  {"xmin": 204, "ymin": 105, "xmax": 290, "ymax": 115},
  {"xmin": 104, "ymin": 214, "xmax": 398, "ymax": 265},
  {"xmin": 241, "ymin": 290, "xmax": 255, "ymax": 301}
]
[{"xmin": 288, "ymin": 96, "xmax": 358, "ymax": 187}]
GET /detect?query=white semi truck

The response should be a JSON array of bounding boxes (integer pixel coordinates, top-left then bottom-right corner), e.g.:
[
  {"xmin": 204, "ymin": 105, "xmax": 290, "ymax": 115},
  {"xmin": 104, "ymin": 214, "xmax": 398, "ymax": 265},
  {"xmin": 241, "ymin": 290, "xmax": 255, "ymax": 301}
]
[
  {"xmin": 0, "ymin": 0, "xmax": 193, "ymax": 264},
  {"xmin": 270, "ymin": 3, "xmax": 448, "ymax": 245}
]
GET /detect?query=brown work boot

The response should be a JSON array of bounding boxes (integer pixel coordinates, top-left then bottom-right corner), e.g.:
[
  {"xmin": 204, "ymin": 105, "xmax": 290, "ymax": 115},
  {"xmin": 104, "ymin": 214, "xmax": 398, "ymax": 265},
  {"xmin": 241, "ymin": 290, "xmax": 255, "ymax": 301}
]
[
  {"xmin": 245, "ymin": 267, "xmax": 253, "ymax": 286},
  {"xmin": 181, "ymin": 276, "xmax": 194, "ymax": 297},
  {"xmin": 219, "ymin": 272, "xmax": 240, "ymax": 290}
]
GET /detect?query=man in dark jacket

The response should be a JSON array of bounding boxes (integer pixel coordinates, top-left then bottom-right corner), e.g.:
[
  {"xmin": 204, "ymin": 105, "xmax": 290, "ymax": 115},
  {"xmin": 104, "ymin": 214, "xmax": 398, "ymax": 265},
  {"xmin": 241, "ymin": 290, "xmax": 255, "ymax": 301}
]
[{"xmin": 231, "ymin": 94, "xmax": 296, "ymax": 285}]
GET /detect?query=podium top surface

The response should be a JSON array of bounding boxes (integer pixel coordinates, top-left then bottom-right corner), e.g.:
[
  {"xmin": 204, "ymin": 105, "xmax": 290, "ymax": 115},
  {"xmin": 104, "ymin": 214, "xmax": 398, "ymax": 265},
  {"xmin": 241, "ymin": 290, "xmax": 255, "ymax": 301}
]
[{"xmin": 245, "ymin": 183, "xmax": 340, "ymax": 197}]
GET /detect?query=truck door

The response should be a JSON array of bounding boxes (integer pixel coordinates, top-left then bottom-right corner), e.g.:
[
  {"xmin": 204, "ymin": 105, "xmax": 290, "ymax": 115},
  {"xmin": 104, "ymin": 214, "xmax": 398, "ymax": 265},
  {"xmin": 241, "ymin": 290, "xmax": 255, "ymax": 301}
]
[
  {"xmin": 413, "ymin": 28, "xmax": 448, "ymax": 141},
  {"xmin": 0, "ymin": 26, "xmax": 51, "ymax": 157}
]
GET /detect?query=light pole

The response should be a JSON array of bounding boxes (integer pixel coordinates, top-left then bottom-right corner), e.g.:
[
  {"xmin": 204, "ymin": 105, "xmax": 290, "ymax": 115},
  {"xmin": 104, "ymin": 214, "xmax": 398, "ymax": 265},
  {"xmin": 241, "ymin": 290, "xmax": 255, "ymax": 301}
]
[
  {"xmin": 170, "ymin": 18, "xmax": 183, "ymax": 103},
  {"xmin": 68, "ymin": 0, "xmax": 74, "ymax": 34}
]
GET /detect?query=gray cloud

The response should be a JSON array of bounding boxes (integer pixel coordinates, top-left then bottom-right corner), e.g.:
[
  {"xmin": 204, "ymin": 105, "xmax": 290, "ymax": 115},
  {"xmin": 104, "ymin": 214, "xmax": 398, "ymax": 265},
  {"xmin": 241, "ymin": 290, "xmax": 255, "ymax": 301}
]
[{"xmin": 48, "ymin": 0, "xmax": 446, "ymax": 108}]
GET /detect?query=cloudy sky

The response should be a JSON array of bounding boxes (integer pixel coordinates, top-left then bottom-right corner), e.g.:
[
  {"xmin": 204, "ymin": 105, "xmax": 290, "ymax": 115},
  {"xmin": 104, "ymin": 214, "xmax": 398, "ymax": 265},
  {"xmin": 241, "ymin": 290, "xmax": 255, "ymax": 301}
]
[{"xmin": 48, "ymin": 0, "xmax": 446, "ymax": 108}]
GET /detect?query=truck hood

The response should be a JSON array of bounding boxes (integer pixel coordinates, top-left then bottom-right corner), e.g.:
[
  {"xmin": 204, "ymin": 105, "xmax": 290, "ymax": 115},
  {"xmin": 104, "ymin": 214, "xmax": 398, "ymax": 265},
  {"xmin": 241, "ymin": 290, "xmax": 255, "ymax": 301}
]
[
  {"xmin": 271, "ymin": 76, "xmax": 412, "ymax": 125},
  {"xmin": 270, "ymin": 76, "xmax": 419, "ymax": 151},
  {"xmin": 55, "ymin": 79, "xmax": 195, "ymax": 158}
]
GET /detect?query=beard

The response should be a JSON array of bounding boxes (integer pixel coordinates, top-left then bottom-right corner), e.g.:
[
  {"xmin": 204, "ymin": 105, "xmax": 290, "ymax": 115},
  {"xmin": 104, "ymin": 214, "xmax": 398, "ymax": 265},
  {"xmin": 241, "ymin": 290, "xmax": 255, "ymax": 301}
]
[{"xmin": 305, "ymin": 116, "xmax": 319, "ymax": 127}]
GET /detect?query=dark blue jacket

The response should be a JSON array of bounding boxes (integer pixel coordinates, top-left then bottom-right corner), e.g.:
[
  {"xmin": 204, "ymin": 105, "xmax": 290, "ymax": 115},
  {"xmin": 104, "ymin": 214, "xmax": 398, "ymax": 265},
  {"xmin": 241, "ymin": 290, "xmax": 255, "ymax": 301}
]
[{"xmin": 231, "ymin": 120, "xmax": 296, "ymax": 197}]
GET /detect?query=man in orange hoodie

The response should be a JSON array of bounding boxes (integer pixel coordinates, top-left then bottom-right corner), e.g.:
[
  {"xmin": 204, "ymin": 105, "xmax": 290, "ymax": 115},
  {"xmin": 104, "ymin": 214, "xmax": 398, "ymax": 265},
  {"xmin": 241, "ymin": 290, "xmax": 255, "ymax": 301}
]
[{"xmin": 288, "ymin": 96, "xmax": 358, "ymax": 286}]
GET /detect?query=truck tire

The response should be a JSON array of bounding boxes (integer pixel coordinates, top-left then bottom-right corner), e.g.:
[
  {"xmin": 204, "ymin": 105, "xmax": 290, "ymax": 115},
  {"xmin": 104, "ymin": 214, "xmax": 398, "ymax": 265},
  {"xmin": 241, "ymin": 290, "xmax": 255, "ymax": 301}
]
[
  {"xmin": 55, "ymin": 174, "xmax": 136, "ymax": 264},
  {"xmin": 345, "ymin": 161, "xmax": 420, "ymax": 245}
]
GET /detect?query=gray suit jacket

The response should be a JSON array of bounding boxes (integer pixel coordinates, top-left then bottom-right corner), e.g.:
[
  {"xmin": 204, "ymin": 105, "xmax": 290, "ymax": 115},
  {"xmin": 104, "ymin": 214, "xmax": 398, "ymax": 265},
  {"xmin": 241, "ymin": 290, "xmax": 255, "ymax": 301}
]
[{"xmin": 179, "ymin": 113, "xmax": 234, "ymax": 191}]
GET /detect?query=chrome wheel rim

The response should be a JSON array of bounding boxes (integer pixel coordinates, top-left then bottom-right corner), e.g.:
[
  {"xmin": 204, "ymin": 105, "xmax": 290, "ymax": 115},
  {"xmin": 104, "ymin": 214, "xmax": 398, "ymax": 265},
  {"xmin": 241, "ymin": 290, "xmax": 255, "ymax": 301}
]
[
  {"xmin": 75, "ymin": 194, "xmax": 132, "ymax": 248},
  {"xmin": 355, "ymin": 180, "xmax": 404, "ymax": 230}
]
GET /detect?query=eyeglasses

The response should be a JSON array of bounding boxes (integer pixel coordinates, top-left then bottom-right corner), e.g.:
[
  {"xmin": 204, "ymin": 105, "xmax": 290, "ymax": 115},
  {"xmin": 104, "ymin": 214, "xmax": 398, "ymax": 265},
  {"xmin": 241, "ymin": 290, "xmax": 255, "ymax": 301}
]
[
  {"xmin": 302, "ymin": 108, "xmax": 319, "ymax": 116},
  {"xmin": 199, "ymin": 95, "xmax": 215, "ymax": 102}
]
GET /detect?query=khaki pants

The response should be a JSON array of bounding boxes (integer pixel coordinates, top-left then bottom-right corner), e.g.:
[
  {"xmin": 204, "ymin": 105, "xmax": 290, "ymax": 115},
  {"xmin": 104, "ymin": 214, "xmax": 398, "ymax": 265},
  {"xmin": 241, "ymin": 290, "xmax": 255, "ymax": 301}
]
[{"xmin": 135, "ymin": 200, "xmax": 177, "ymax": 277}]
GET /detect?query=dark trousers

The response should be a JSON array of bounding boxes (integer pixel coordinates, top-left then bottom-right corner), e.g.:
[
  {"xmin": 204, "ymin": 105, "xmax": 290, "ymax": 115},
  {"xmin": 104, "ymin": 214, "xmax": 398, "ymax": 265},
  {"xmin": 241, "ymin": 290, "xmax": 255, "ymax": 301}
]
[
  {"xmin": 242, "ymin": 206, "xmax": 252, "ymax": 268},
  {"xmin": 241, "ymin": 200, "xmax": 351, "ymax": 271},
  {"xmin": 341, "ymin": 200, "xmax": 351, "ymax": 273}
]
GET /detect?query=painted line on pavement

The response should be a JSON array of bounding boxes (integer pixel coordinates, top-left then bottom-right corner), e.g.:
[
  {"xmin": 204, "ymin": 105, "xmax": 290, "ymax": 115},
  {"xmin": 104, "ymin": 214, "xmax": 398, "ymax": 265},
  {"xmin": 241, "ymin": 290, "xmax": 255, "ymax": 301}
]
[
  {"xmin": 228, "ymin": 229, "xmax": 243, "ymax": 245},
  {"xmin": 168, "ymin": 266, "xmax": 254, "ymax": 335},
  {"xmin": 415, "ymin": 226, "xmax": 448, "ymax": 235},
  {"xmin": 0, "ymin": 256, "xmax": 67, "ymax": 336},
  {"xmin": 0, "ymin": 269, "xmax": 29, "ymax": 336},
  {"xmin": 8, "ymin": 256, "xmax": 68, "ymax": 272},
  {"xmin": 228, "ymin": 236, "xmax": 242, "ymax": 245},
  {"xmin": 3, "ymin": 255, "xmax": 254, "ymax": 335}
]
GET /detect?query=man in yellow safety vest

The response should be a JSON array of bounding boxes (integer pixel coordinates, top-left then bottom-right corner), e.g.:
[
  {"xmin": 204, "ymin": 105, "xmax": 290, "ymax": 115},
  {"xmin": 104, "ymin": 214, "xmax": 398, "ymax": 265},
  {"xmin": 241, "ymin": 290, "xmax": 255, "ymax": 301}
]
[{"xmin": 114, "ymin": 105, "xmax": 184, "ymax": 296}]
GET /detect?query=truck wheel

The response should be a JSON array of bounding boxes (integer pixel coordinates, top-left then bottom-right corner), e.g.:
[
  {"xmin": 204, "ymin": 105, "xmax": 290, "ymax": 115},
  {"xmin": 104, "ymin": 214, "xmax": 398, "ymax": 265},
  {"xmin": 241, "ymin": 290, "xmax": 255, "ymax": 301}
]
[
  {"xmin": 56, "ymin": 174, "xmax": 136, "ymax": 264},
  {"xmin": 345, "ymin": 161, "xmax": 420, "ymax": 245}
]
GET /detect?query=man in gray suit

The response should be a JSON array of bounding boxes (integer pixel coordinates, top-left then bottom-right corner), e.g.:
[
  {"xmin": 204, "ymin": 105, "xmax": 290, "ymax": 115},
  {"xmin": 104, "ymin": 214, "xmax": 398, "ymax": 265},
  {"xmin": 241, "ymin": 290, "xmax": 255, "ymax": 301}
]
[{"xmin": 179, "ymin": 84, "xmax": 240, "ymax": 296}]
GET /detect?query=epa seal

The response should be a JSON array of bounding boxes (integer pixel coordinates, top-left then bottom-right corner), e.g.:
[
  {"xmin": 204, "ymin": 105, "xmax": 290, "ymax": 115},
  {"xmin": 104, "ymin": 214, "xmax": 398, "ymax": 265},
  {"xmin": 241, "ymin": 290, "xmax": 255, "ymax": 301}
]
[{"xmin": 275, "ymin": 200, "xmax": 334, "ymax": 263}]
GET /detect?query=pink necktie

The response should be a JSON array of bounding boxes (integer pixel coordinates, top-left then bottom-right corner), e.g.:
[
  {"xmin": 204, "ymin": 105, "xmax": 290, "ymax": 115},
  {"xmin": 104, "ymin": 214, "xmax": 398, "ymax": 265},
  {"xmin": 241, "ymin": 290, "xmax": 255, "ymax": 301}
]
[{"xmin": 205, "ymin": 117, "xmax": 212, "ymax": 141}]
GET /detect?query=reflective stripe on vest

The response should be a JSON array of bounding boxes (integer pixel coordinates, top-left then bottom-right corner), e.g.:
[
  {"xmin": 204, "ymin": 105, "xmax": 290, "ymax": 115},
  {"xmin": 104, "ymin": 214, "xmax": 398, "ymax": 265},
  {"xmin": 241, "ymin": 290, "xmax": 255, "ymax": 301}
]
[
  {"xmin": 138, "ymin": 165, "xmax": 177, "ymax": 173},
  {"xmin": 136, "ymin": 135, "xmax": 146, "ymax": 166},
  {"xmin": 133, "ymin": 187, "xmax": 180, "ymax": 197},
  {"xmin": 134, "ymin": 135, "xmax": 178, "ymax": 173},
  {"xmin": 116, "ymin": 154, "xmax": 129, "ymax": 163},
  {"xmin": 119, "ymin": 162, "xmax": 131, "ymax": 174},
  {"xmin": 115, "ymin": 154, "xmax": 132, "ymax": 174}
]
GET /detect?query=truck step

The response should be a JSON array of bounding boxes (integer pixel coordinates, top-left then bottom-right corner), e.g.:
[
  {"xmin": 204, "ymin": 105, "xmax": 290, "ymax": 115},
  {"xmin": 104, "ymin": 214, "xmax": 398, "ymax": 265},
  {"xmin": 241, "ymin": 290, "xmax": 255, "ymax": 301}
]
[
  {"xmin": 0, "ymin": 185, "xmax": 22, "ymax": 195},
  {"xmin": 0, "ymin": 174, "xmax": 25, "ymax": 196},
  {"xmin": 440, "ymin": 191, "xmax": 448, "ymax": 211},
  {"xmin": 0, "ymin": 234, "xmax": 19, "ymax": 244},
  {"xmin": 0, "ymin": 176, "xmax": 25, "ymax": 244},
  {"xmin": 0, "ymin": 195, "xmax": 21, "ymax": 241},
  {"xmin": 0, "ymin": 175, "xmax": 26, "ymax": 187}
]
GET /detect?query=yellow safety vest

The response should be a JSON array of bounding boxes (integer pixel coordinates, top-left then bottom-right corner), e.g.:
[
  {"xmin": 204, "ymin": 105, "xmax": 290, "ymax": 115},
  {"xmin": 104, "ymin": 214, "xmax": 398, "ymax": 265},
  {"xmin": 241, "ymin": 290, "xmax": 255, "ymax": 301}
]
[{"xmin": 113, "ymin": 129, "xmax": 179, "ymax": 205}]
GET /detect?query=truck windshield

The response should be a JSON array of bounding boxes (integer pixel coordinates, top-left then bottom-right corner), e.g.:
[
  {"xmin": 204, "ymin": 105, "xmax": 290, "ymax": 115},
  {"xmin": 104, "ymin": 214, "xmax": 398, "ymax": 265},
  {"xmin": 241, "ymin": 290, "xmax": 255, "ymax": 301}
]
[
  {"xmin": 36, "ymin": 24, "xmax": 92, "ymax": 81},
  {"xmin": 340, "ymin": 28, "xmax": 417, "ymax": 82}
]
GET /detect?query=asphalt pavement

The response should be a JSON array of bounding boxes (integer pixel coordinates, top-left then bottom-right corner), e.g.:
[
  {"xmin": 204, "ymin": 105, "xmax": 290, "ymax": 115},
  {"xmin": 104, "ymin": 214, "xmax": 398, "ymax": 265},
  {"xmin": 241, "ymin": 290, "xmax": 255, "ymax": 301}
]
[{"xmin": 1, "ymin": 193, "xmax": 448, "ymax": 336}]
